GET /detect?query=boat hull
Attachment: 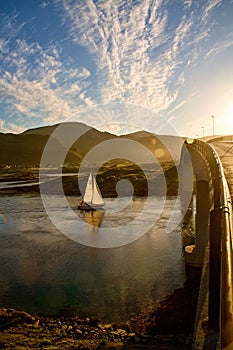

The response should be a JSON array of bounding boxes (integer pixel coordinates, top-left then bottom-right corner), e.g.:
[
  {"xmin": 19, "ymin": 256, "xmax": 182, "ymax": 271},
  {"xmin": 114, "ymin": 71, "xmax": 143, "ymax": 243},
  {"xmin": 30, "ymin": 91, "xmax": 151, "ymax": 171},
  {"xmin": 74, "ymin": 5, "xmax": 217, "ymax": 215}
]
[{"xmin": 78, "ymin": 204, "xmax": 104, "ymax": 211}]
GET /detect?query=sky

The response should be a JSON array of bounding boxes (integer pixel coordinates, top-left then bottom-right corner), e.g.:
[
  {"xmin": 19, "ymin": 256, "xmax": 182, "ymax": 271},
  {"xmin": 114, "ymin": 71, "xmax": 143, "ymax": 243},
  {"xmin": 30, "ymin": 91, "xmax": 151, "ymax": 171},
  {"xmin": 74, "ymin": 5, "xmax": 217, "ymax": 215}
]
[{"xmin": 0, "ymin": 0, "xmax": 233, "ymax": 137}]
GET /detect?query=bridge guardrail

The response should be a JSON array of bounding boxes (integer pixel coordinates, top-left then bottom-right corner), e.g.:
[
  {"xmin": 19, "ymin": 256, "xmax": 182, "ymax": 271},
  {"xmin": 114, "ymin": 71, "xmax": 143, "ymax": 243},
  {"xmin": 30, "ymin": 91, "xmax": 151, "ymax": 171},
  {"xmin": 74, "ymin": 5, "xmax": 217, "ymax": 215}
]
[{"xmin": 185, "ymin": 138, "xmax": 233, "ymax": 349}]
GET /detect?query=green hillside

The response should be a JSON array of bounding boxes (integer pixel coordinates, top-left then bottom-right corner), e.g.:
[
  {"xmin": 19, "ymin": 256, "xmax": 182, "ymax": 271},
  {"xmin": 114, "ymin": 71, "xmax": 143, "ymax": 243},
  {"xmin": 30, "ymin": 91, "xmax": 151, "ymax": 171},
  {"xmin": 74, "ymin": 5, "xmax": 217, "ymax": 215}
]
[{"xmin": 0, "ymin": 133, "xmax": 82, "ymax": 167}]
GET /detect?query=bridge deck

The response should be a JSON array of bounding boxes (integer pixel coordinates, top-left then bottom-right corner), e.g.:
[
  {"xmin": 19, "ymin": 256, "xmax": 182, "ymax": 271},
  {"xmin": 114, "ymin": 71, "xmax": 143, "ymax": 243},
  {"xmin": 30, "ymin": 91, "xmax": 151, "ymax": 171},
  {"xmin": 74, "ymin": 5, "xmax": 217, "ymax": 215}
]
[{"xmin": 210, "ymin": 141, "xmax": 233, "ymax": 199}]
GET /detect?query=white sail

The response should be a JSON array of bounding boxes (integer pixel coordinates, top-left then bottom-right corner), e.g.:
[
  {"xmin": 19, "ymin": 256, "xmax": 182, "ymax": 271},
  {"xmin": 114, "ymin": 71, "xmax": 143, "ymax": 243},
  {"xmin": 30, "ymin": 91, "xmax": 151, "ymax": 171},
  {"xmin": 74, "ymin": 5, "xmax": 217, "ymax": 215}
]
[
  {"xmin": 92, "ymin": 175, "xmax": 105, "ymax": 206},
  {"xmin": 83, "ymin": 173, "xmax": 93, "ymax": 204},
  {"xmin": 83, "ymin": 173, "xmax": 104, "ymax": 207}
]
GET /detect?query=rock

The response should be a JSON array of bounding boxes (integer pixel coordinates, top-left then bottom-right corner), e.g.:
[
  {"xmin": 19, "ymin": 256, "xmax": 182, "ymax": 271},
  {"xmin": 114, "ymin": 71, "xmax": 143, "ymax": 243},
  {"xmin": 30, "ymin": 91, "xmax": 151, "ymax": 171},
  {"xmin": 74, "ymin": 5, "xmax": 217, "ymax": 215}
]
[
  {"xmin": 18, "ymin": 311, "xmax": 36, "ymax": 323},
  {"xmin": 130, "ymin": 314, "xmax": 137, "ymax": 322},
  {"xmin": 128, "ymin": 332, "xmax": 136, "ymax": 337},
  {"xmin": 116, "ymin": 328, "xmax": 127, "ymax": 336},
  {"xmin": 98, "ymin": 323, "xmax": 112, "ymax": 329},
  {"xmin": 34, "ymin": 319, "xmax": 40, "ymax": 328},
  {"xmin": 185, "ymin": 245, "xmax": 196, "ymax": 254}
]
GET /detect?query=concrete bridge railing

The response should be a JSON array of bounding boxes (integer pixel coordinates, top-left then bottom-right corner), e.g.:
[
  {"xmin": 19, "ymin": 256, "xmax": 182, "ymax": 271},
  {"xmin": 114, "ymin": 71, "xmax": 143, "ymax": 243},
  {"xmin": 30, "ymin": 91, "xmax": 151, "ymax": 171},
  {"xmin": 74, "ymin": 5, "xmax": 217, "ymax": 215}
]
[{"xmin": 181, "ymin": 139, "xmax": 233, "ymax": 349}]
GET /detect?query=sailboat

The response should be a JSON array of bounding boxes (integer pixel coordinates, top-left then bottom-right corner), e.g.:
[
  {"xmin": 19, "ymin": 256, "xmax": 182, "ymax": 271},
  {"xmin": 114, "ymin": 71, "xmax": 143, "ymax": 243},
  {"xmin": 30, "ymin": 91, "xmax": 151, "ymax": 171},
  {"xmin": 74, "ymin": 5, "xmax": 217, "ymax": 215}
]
[{"xmin": 78, "ymin": 172, "xmax": 105, "ymax": 210}]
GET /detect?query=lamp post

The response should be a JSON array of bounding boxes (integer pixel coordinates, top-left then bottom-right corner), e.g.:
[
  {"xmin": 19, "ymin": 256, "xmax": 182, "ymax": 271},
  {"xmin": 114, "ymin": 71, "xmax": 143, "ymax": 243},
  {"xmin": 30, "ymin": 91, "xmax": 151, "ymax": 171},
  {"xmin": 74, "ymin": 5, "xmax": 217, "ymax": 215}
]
[
  {"xmin": 211, "ymin": 115, "xmax": 215, "ymax": 138},
  {"xmin": 202, "ymin": 126, "xmax": 204, "ymax": 141}
]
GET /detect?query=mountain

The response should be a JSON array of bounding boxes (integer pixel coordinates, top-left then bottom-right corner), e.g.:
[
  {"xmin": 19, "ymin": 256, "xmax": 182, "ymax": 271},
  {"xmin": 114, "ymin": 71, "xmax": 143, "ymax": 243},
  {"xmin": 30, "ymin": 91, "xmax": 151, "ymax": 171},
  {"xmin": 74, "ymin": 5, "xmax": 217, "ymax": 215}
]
[
  {"xmin": 0, "ymin": 131, "xmax": 82, "ymax": 167},
  {"xmin": 0, "ymin": 122, "xmax": 184, "ymax": 166},
  {"xmin": 22, "ymin": 124, "xmax": 61, "ymax": 136},
  {"xmin": 22, "ymin": 122, "xmax": 117, "ymax": 160},
  {"xmin": 120, "ymin": 131, "xmax": 184, "ymax": 163}
]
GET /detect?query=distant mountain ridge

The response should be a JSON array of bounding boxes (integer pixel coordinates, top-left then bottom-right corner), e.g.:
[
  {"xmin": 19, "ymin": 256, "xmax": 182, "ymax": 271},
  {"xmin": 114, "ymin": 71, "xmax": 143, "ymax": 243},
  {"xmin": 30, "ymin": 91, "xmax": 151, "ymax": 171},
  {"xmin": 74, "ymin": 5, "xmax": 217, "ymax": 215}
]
[{"xmin": 0, "ymin": 122, "xmax": 184, "ymax": 166}]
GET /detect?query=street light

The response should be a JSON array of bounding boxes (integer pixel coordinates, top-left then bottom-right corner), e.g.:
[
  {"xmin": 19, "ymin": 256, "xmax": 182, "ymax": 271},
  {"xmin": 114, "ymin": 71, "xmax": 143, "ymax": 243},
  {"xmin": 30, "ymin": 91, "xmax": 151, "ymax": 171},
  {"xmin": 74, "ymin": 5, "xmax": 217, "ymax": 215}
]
[
  {"xmin": 202, "ymin": 126, "xmax": 204, "ymax": 141},
  {"xmin": 211, "ymin": 115, "xmax": 215, "ymax": 138}
]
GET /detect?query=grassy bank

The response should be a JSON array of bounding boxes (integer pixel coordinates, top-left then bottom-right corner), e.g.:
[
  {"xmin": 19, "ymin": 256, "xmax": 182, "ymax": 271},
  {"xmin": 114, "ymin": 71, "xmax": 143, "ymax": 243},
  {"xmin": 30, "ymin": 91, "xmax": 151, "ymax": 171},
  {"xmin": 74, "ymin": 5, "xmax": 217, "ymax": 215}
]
[{"xmin": 0, "ymin": 161, "xmax": 178, "ymax": 197}]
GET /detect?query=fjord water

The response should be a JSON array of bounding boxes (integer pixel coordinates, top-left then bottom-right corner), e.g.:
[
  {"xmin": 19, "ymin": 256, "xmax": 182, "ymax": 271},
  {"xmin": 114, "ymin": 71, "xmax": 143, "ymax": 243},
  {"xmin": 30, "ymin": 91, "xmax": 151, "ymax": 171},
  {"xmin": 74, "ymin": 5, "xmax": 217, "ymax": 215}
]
[{"xmin": 0, "ymin": 193, "xmax": 185, "ymax": 322}]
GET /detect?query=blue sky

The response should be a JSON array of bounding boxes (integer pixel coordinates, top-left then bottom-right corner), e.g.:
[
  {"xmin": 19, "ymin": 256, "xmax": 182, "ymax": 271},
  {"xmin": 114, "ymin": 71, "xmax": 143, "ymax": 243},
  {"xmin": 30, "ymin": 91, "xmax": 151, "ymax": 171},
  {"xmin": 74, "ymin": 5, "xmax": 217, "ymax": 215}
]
[{"xmin": 0, "ymin": 0, "xmax": 233, "ymax": 137}]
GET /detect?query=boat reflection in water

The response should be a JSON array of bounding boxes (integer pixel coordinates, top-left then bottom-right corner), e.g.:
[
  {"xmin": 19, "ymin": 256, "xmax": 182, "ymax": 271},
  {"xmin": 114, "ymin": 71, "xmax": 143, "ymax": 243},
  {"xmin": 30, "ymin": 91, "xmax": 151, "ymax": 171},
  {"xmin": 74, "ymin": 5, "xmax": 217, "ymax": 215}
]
[{"xmin": 78, "ymin": 209, "xmax": 105, "ymax": 233}]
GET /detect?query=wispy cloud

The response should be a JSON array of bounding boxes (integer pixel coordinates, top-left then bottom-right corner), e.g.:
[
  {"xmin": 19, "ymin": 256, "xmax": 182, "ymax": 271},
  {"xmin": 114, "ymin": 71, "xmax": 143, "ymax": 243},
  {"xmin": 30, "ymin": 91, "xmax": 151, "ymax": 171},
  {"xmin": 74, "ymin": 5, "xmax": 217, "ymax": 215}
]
[
  {"xmin": 39, "ymin": 1, "xmax": 50, "ymax": 9},
  {"xmin": 0, "ymin": 12, "xmax": 26, "ymax": 44},
  {"xmin": 0, "ymin": 15, "xmax": 95, "ymax": 127},
  {"xmin": 167, "ymin": 99, "xmax": 190, "ymax": 116},
  {"xmin": 57, "ymin": 0, "xmax": 173, "ymax": 111},
  {"xmin": 56, "ymin": 0, "xmax": 222, "ymax": 119},
  {"xmin": 0, "ymin": 119, "xmax": 26, "ymax": 133},
  {"xmin": 202, "ymin": 0, "xmax": 222, "ymax": 21}
]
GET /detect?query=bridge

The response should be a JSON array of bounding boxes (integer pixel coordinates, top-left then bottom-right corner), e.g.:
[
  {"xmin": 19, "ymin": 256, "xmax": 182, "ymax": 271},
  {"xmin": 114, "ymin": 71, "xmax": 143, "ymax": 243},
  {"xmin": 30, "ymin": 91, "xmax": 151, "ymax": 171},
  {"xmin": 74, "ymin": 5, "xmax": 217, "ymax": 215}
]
[{"xmin": 180, "ymin": 137, "xmax": 233, "ymax": 350}]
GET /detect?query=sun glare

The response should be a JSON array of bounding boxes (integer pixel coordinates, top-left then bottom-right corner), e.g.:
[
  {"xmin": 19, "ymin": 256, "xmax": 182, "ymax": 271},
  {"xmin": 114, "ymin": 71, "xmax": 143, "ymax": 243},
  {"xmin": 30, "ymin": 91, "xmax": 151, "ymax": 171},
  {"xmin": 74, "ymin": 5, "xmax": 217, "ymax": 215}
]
[{"xmin": 222, "ymin": 104, "xmax": 233, "ymax": 134}]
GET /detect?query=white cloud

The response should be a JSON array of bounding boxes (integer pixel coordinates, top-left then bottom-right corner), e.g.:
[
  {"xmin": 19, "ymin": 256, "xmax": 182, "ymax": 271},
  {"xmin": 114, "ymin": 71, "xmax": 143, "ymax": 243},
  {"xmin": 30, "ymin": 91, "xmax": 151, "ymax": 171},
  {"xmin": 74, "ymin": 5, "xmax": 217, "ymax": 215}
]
[
  {"xmin": 0, "ymin": 33, "xmax": 95, "ymax": 125},
  {"xmin": 56, "ymin": 0, "xmax": 219, "ymax": 119},
  {"xmin": 40, "ymin": 1, "xmax": 50, "ymax": 9},
  {"xmin": 184, "ymin": 0, "xmax": 192, "ymax": 8},
  {"xmin": 202, "ymin": 0, "xmax": 222, "ymax": 21},
  {"xmin": 0, "ymin": 119, "xmax": 26, "ymax": 134}
]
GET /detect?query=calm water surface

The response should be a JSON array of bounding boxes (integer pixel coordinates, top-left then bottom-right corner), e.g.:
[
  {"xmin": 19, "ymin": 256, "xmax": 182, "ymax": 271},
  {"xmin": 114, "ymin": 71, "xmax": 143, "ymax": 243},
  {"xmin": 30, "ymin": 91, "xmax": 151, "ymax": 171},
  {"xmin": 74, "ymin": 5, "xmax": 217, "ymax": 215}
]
[{"xmin": 0, "ymin": 193, "xmax": 186, "ymax": 322}]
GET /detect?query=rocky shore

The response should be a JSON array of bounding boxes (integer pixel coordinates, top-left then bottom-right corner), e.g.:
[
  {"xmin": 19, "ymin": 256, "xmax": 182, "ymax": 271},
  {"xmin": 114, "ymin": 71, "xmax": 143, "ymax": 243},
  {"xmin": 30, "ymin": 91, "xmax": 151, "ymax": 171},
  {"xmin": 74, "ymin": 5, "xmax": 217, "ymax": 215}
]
[{"xmin": 0, "ymin": 307, "xmax": 192, "ymax": 349}]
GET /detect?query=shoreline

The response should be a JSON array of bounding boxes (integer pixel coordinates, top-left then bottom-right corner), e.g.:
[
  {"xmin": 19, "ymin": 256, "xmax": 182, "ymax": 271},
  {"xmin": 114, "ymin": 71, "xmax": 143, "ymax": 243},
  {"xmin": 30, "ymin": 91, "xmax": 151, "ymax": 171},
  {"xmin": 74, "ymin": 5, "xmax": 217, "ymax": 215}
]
[
  {"xmin": 0, "ymin": 306, "xmax": 192, "ymax": 349},
  {"xmin": 0, "ymin": 162, "xmax": 179, "ymax": 197}
]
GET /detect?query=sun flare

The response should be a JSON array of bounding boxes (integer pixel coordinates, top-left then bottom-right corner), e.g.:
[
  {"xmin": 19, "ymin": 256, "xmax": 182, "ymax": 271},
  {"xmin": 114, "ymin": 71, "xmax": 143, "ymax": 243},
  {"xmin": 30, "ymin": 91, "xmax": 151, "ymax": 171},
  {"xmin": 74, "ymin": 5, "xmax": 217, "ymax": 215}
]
[{"xmin": 223, "ymin": 104, "xmax": 233, "ymax": 132}]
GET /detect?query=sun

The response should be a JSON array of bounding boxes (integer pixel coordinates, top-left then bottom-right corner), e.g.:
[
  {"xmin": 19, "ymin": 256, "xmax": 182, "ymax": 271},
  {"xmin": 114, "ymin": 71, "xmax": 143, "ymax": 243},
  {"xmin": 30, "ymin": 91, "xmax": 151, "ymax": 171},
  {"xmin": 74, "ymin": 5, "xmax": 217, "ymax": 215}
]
[{"xmin": 222, "ymin": 104, "xmax": 233, "ymax": 134}]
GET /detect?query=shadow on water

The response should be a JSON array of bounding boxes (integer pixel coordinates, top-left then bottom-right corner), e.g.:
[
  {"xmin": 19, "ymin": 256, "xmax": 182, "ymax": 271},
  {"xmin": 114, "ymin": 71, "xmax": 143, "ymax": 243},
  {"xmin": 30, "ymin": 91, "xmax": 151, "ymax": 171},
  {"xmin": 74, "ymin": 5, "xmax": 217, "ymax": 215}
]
[
  {"xmin": 150, "ymin": 264, "xmax": 201, "ymax": 333},
  {"xmin": 121, "ymin": 265, "xmax": 201, "ymax": 349},
  {"xmin": 119, "ymin": 200, "xmax": 202, "ymax": 349}
]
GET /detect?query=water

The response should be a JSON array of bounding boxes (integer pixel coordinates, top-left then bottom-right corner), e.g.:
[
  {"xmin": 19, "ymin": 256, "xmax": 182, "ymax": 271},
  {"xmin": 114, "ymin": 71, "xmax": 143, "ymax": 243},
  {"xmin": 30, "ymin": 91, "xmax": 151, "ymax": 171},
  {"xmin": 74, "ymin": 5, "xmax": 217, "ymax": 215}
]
[{"xmin": 0, "ymin": 192, "xmax": 186, "ymax": 322}]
